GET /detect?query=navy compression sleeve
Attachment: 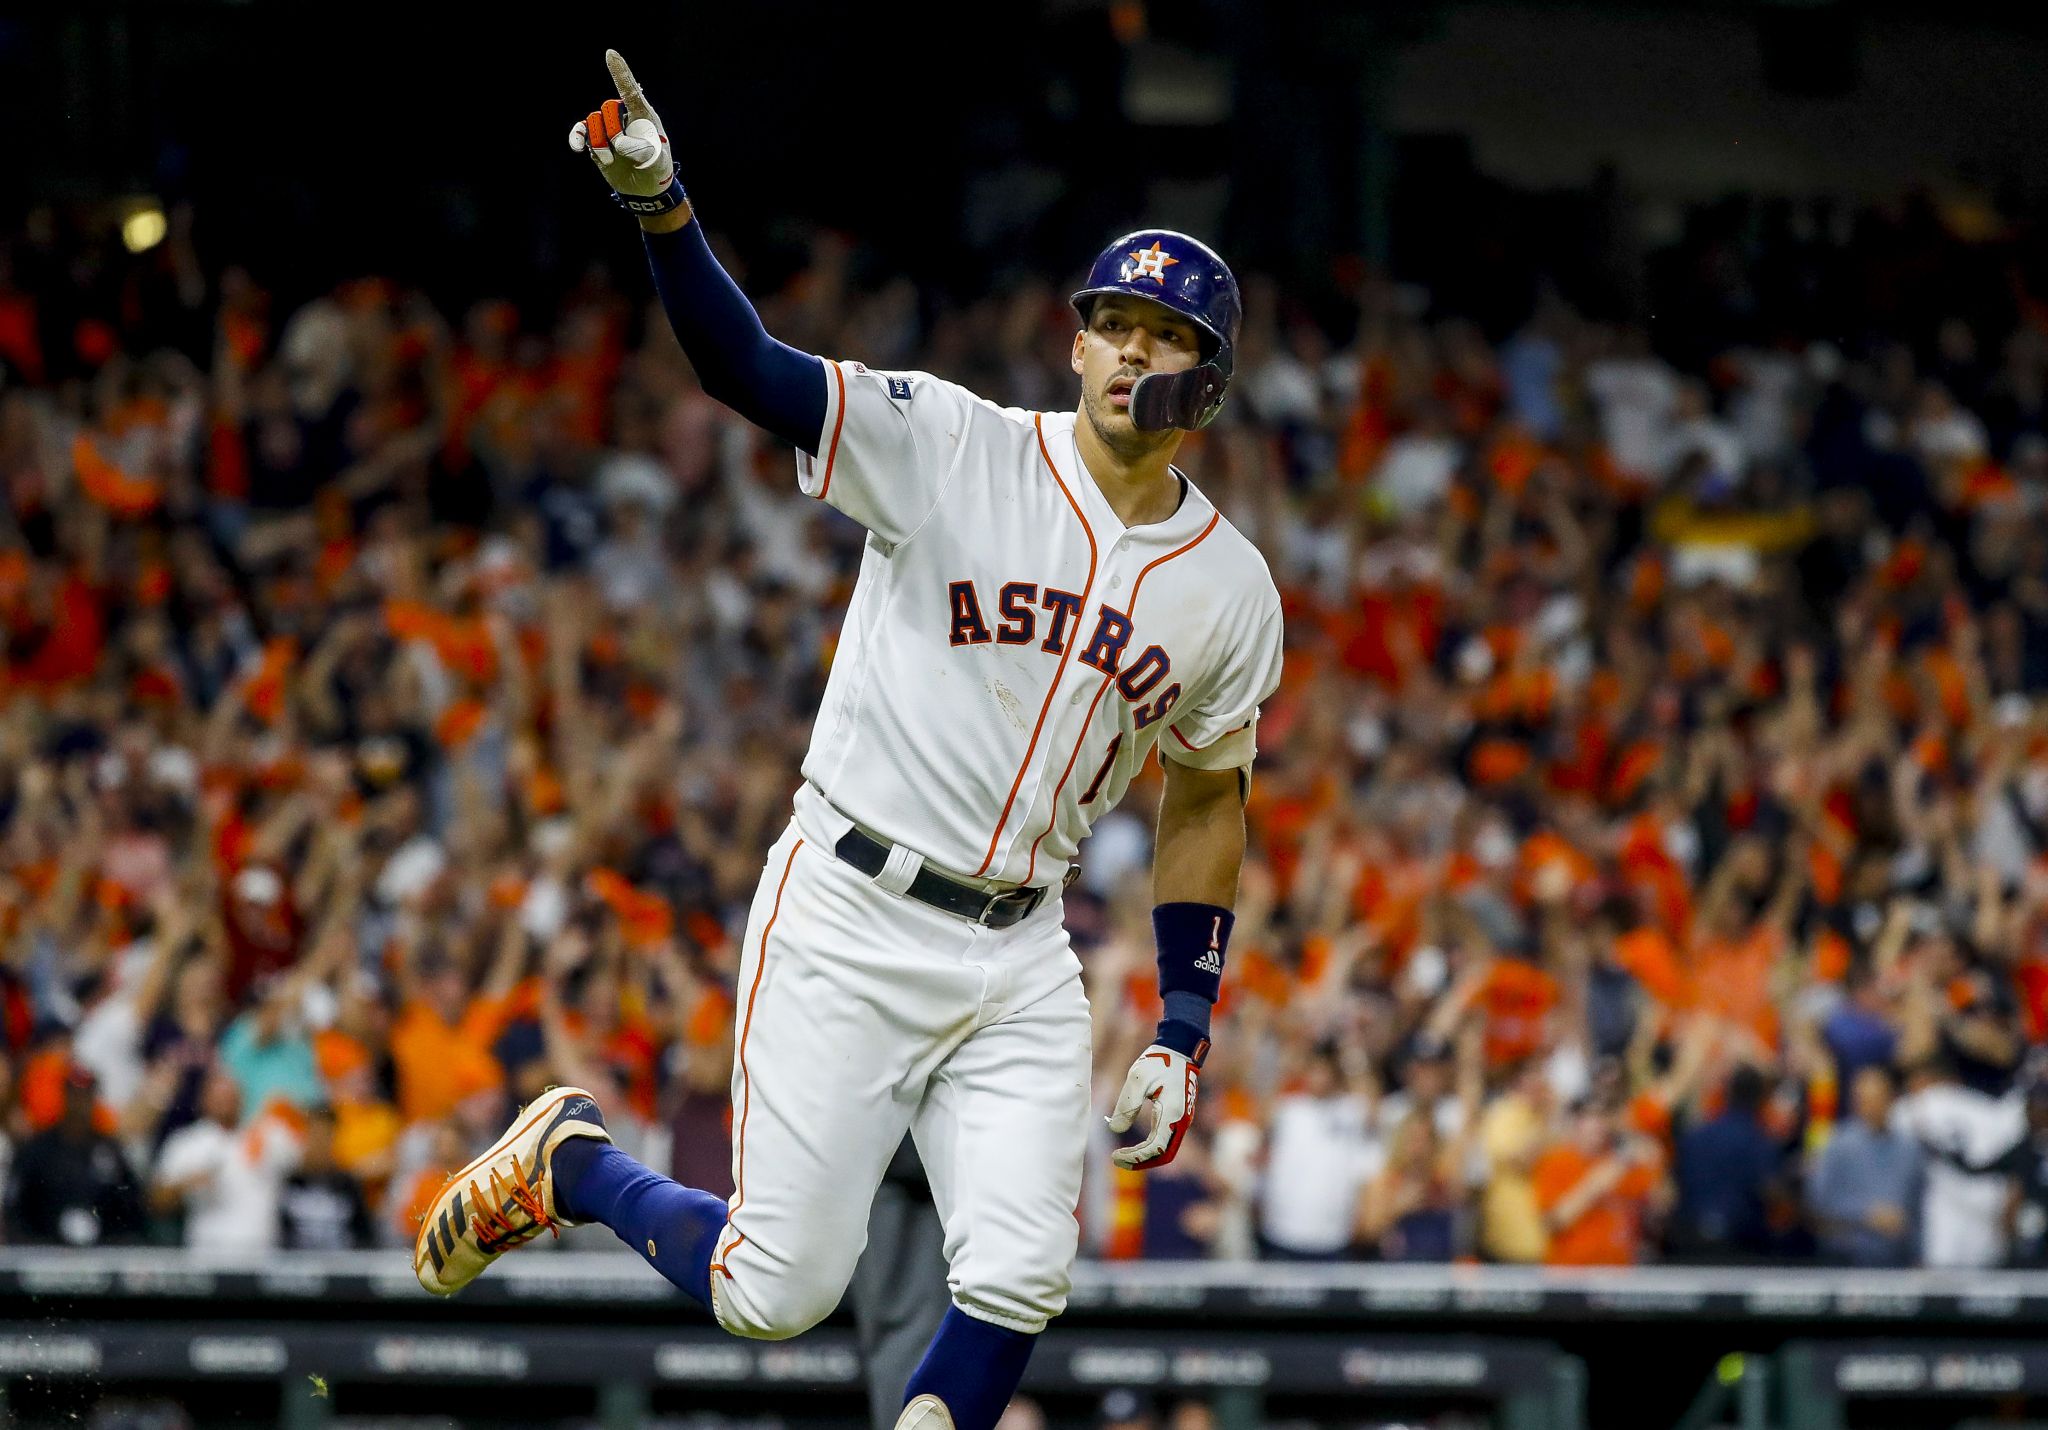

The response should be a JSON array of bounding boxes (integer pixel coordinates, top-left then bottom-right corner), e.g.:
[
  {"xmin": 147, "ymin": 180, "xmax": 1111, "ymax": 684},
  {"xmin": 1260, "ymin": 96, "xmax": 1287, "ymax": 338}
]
[{"xmin": 641, "ymin": 221, "xmax": 828, "ymax": 455}]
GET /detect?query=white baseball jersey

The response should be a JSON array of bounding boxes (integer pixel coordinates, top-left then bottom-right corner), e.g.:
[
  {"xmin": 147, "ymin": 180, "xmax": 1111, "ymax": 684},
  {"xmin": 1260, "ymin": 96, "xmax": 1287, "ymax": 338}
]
[
  {"xmin": 792, "ymin": 358, "xmax": 1285, "ymax": 887},
  {"xmin": 698, "ymin": 357, "xmax": 1284, "ymax": 1342}
]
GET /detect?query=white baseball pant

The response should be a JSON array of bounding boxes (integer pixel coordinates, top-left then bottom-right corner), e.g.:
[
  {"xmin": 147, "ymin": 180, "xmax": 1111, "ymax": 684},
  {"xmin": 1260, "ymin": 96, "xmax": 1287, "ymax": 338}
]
[{"xmin": 705, "ymin": 806, "xmax": 1091, "ymax": 1340}]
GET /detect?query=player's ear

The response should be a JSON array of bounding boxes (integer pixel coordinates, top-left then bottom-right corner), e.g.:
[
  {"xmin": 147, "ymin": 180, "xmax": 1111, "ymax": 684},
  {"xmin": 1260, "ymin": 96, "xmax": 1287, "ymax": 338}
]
[{"xmin": 1070, "ymin": 328, "xmax": 1086, "ymax": 377}]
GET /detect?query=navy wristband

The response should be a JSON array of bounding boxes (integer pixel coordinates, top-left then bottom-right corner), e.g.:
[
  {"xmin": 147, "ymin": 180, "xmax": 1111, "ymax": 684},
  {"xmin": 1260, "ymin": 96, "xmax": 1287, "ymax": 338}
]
[
  {"xmin": 614, "ymin": 169, "xmax": 689, "ymax": 216},
  {"xmin": 1154, "ymin": 902, "xmax": 1232, "ymax": 1004},
  {"xmin": 1154, "ymin": 1017, "xmax": 1212, "ymax": 1068},
  {"xmin": 1153, "ymin": 903, "xmax": 1231, "ymax": 1064}
]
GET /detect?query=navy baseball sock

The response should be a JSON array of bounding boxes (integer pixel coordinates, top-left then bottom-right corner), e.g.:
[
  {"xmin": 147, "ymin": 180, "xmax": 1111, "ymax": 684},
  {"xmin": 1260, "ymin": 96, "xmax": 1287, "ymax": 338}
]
[
  {"xmin": 551, "ymin": 1139, "xmax": 724, "ymax": 1310},
  {"xmin": 902, "ymin": 1306, "xmax": 1037, "ymax": 1430}
]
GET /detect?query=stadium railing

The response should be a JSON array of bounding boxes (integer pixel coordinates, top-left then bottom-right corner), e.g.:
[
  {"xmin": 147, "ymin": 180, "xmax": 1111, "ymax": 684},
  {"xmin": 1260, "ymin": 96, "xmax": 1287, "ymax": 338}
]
[{"xmin": 9, "ymin": 1252, "xmax": 2048, "ymax": 1428}]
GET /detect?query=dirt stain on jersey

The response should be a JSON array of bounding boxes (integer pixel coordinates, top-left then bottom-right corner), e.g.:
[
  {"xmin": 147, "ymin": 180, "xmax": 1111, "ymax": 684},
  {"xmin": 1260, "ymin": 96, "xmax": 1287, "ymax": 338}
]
[{"xmin": 990, "ymin": 679, "xmax": 1027, "ymax": 732}]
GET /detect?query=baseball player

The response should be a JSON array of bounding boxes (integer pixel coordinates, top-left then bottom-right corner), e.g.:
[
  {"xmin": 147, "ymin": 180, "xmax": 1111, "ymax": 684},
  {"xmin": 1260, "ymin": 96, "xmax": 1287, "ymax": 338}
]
[{"xmin": 413, "ymin": 52, "xmax": 1283, "ymax": 1430}]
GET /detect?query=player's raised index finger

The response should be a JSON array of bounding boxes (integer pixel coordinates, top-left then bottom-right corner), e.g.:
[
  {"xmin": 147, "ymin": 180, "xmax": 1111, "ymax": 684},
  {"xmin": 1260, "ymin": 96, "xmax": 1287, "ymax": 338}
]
[{"xmin": 606, "ymin": 50, "xmax": 646, "ymax": 110}]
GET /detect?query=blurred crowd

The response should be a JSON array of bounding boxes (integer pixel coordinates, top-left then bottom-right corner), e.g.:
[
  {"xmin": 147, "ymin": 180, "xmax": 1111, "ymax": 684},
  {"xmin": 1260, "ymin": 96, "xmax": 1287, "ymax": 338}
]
[{"xmin": 7, "ymin": 193, "xmax": 2048, "ymax": 1273}]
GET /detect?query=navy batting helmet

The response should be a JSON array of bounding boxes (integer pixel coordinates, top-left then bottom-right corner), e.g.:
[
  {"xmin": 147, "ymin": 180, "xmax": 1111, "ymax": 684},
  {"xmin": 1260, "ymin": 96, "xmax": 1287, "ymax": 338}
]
[{"xmin": 1071, "ymin": 228, "xmax": 1242, "ymax": 432}]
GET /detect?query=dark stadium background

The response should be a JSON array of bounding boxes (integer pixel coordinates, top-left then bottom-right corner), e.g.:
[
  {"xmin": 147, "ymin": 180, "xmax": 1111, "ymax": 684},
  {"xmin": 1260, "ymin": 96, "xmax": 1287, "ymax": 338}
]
[
  {"xmin": 11, "ymin": 3, "xmax": 2048, "ymax": 1429},
  {"xmin": 19, "ymin": 1, "xmax": 2048, "ymax": 320}
]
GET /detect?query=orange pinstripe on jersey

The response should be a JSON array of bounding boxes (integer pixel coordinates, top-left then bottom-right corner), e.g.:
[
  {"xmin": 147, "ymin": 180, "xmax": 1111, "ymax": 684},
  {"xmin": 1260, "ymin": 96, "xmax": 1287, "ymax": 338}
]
[
  {"xmin": 709, "ymin": 837, "xmax": 803, "ymax": 1282},
  {"xmin": 1020, "ymin": 511, "xmax": 1220, "ymax": 883},
  {"xmin": 1169, "ymin": 716, "xmax": 1251, "ymax": 752},
  {"xmin": 972, "ymin": 415, "xmax": 1099, "ymax": 878},
  {"xmin": 810, "ymin": 360, "xmax": 849, "ymax": 501}
]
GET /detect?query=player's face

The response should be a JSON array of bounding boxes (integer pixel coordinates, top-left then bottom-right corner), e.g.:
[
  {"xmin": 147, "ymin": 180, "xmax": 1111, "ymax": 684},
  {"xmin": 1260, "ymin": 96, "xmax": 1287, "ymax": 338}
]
[{"xmin": 1072, "ymin": 296, "xmax": 1203, "ymax": 457}]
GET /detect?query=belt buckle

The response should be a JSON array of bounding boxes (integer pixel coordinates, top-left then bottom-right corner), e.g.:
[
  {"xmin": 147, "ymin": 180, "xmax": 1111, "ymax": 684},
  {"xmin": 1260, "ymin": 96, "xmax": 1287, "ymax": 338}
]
[
  {"xmin": 978, "ymin": 885, "xmax": 1045, "ymax": 928},
  {"xmin": 976, "ymin": 889, "xmax": 1011, "ymax": 927}
]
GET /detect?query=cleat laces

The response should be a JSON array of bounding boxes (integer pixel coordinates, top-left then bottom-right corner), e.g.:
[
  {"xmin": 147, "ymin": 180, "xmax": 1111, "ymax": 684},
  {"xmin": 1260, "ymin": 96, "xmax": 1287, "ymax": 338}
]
[{"xmin": 468, "ymin": 1157, "xmax": 556, "ymax": 1250}]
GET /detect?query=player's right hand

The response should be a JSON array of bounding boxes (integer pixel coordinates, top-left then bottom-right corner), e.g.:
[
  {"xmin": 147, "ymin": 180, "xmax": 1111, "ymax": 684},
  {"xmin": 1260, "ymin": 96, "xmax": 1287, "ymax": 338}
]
[
  {"xmin": 1107, "ymin": 1044, "xmax": 1200, "ymax": 1171},
  {"xmin": 568, "ymin": 50, "xmax": 677, "ymax": 205}
]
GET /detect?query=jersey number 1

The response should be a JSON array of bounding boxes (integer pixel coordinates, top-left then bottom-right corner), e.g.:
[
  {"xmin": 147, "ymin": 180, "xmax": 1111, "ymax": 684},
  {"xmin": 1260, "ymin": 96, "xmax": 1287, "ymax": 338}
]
[{"xmin": 1079, "ymin": 733, "xmax": 1123, "ymax": 806}]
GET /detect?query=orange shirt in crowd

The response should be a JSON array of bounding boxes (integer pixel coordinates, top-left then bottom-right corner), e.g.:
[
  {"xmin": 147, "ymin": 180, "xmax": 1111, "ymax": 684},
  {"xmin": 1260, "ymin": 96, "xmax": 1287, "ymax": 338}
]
[
  {"xmin": 1691, "ymin": 922, "xmax": 1784, "ymax": 1048},
  {"xmin": 1351, "ymin": 854, "xmax": 1431, "ymax": 964},
  {"xmin": 318, "ymin": 1034, "xmax": 402, "ymax": 1191},
  {"xmin": 18, "ymin": 1053, "xmax": 118, "ymax": 1135},
  {"xmin": 1617, "ymin": 815, "xmax": 1692, "ymax": 935},
  {"xmin": 394, "ymin": 1163, "xmax": 454, "ymax": 1241},
  {"xmin": 389, "ymin": 997, "xmax": 510, "ymax": 1123},
  {"xmin": 1480, "ymin": 959, "xmax": 1559, "ymax": 1066},
  {"xmin": 1532, "ymin": 1145, "xmax": 1660, "ymax": 1266},
  {"xmin": 1614, "ymin": 926, "xmax": 1691, "ymax": 1010},
  {"xmin": 333, "ymin": 1098, "xmax": 401, "ymax": 1184}
]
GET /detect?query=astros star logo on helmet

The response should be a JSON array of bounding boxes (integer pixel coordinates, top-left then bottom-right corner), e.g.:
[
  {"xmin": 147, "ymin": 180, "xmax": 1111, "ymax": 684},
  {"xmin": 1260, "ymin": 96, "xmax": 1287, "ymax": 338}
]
[{"xmin": 1120, "ymin": 242, "xmax": 1180, "ymax": 284}]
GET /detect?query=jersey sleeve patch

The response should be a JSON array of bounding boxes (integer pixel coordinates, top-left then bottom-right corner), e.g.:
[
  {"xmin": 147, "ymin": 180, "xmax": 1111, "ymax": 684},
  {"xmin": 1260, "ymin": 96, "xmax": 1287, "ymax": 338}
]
[{"xmin": 793, "ymin": 362, "xmax": 962, "ymax": 547}]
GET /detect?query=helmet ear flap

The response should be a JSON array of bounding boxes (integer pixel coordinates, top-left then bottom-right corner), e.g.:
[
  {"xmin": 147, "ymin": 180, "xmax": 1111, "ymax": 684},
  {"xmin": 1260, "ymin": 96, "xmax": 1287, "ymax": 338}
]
[{"xmin": 1129, "ymin": 364, "xmax": 1230, "ymax": 433}]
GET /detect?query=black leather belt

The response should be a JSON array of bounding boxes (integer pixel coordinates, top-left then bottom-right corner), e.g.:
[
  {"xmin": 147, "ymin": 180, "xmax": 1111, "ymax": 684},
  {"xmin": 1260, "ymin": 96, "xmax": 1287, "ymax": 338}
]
[{"xmin": 833, "ymin": 826, "xmax": 1049, "ymax": 929}]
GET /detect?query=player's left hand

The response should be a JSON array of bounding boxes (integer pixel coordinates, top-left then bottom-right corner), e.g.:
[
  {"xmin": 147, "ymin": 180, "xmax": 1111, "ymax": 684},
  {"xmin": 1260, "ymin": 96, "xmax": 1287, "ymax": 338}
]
[{"xmin": 1107, "ymin": 1044, "xmax": 1199, "ymax": 1170}]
